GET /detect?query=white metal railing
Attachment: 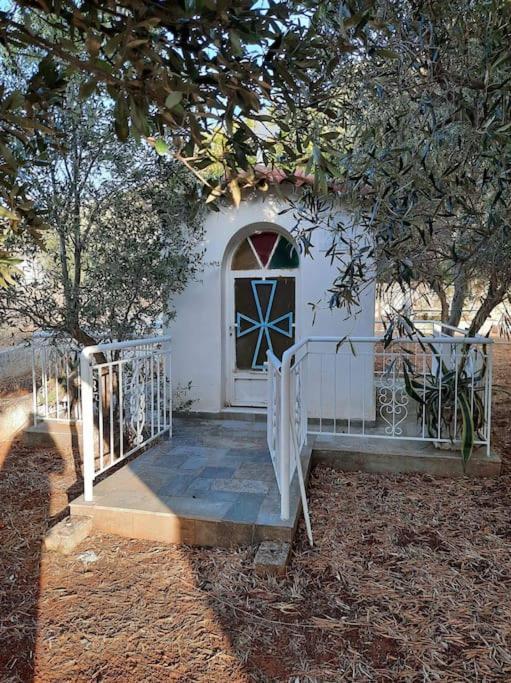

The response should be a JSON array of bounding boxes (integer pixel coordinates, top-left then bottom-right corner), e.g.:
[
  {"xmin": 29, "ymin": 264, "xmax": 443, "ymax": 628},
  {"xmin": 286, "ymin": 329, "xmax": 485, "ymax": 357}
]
[
  {"xmin": 32, "ymin": 340, "xmax": 82, "ymax": 424},
  {"xmin": 268, "ymin": 344, "xmax": 312, "ymax": 545},
  {"xmin": 81, "ymin": 336, "xmax": 172, "ymax": 501},
  {"xmin": 413, "ymin": 320, "xmax": 471, "ymax": 338},
  {"xmin": 266, "ymin": 350, "xmax": 283, "ymax": 489},
  {"xmin": 273, "ymin": 332, "xmax": 493, "ymax": 524},
  {"xmin": 375, "ymin": 319, "xmax": 470, "ymax": 338}
]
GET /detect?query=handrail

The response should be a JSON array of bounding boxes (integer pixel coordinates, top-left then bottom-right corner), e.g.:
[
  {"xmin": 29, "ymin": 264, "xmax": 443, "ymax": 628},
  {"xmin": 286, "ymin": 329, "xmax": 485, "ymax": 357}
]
[
  {"xmin": 266, "ymin": 349, "xmax": 282, "ymax": 498},
  {"xmin": 266, "ymin": 349, "xmax": 282, "ymax": 371},
  {"xmin": 284, "ymin": 335, "xmax": 491, "ymax": 359},
  {"xmin": 413, "ymin": 320, "xmax": 469, "ymax": 335},
  {"xmin": 81, "ymin": 335, "xmax": 171, "ymax": 359},
  {"xmin": 377, "ymin": 318, "xmax": 485, "ymax": 340},
  {"xmin": 279, "ymin": 341, "xmax": 312, "ymax": 543},
  {"xmin": 280, "ymin": 343, "xmax": 297, "ymax": 518}
]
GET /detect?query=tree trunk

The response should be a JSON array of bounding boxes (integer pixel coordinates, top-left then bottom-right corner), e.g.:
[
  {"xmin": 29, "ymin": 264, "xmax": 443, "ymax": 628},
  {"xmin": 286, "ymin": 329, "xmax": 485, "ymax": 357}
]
[
  {"xmin": 467, "ymin": 282, "xmax": 507, "ymax": 337},
  {"xmin": 429, "ymin": 281, "xmax": 450, "ymax": 323},
  {"xmin": 71, "ymin": 326, "xmax": 99, "ymax": 351},
  {"xmin": 447, "ymin": 269, "xmax": 468, "ymax": 330}
]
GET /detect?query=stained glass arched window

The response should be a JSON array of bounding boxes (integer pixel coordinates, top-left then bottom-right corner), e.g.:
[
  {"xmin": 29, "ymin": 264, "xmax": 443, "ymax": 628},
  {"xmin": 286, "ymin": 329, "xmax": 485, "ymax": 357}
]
[{"xmin": 231, "ymin": 230, "xmax": 299, "ymax": 270}]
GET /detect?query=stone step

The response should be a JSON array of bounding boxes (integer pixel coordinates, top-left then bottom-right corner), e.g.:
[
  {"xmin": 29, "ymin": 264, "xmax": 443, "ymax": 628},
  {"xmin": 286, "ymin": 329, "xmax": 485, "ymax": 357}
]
[
  {"xmin": 44, "ymin": 516, "xmax": 92, "ymax": 555},
  {"xmin": 23, "ymin": 419, "xmax": 83, "ymax": 453},
  {"xmin": 70, "ymin": 443, "xmax": 314, "ymax": 548}
]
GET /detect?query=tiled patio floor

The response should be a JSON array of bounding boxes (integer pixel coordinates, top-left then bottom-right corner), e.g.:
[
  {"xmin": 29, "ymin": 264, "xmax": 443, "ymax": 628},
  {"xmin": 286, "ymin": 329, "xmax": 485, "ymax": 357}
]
[{"xmin": 70, "ymin": 417, "xmax": 312, "ymax": 547}]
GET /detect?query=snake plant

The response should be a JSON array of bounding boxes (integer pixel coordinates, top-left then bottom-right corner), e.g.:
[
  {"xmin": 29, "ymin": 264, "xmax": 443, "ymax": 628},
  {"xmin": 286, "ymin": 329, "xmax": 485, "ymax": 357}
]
[{"xmin": 401, "ymin": 340, "xmax": 487, "ymax": 467}]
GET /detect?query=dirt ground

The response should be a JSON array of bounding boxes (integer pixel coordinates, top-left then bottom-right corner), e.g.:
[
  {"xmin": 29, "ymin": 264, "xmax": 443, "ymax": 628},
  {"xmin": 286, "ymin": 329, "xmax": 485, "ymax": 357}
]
[{"xmin": 1, "ymin": 346, "xmax": 511, "ymax": 682}]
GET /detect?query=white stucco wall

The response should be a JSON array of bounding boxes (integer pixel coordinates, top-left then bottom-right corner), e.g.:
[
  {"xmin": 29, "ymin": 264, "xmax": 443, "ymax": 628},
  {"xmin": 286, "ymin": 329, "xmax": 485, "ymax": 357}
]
[{"xmin": 167, "ymin": 193, "xmax": 375, "ymax": 416}]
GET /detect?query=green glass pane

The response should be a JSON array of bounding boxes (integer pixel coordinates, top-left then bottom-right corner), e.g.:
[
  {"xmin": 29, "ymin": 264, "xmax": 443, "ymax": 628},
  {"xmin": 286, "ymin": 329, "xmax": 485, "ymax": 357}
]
[
  {"xmin": 269, "ymin": 236, "xmax": 299, "ymax": 269},
  {"xmin": 232, "ymin": 239, "xmax": 259, "ymax": 270}
]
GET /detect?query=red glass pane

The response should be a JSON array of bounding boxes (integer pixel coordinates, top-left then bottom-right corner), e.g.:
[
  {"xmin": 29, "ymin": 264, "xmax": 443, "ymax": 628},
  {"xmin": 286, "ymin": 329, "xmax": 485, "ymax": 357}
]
[{"xmin": 250, "ymin": 231, "xmax": 278, "ymax": 267}]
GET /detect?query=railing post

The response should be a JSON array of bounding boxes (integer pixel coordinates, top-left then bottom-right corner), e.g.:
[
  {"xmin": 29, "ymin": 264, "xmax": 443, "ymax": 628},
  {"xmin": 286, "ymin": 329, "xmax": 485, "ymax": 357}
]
[
  {"xmin": 486, "ymin": 342, "xmax": 493, "ymax": 457},
  {"xmin": 280, "ymin": 349, "xmax": 292, "ymax": 520},
  {"xmin": 80, "ymin": 348, "xmax": 95, "ymax": 502},
  {"xmin": 265, "ymin": 356, "xmax": 273, "ymax": 453},
  {"xmin": 31, "ymin": 344, "xmax": 38, "ymax": 427},
  {"xmin": 166, "ymin": 338, "xmax": 172, "ymax": 438}
]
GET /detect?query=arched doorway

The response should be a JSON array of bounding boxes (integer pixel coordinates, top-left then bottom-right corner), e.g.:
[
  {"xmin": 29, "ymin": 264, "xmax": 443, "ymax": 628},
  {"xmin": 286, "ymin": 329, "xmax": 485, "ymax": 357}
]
[{"xmin": 225, "ymin": 225, "xmax": 300, "ymax": 407}]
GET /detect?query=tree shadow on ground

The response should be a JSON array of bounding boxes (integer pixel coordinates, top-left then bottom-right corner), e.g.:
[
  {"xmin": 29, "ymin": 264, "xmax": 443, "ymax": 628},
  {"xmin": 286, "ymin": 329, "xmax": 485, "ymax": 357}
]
[{"xmin": 0, "ymin": 416, "xmax": 64, "ymax": 682}]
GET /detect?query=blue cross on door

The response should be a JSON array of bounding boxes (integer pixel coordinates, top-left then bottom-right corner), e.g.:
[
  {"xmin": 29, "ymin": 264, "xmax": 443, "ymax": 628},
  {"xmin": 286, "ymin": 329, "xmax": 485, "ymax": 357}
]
[{"xmin": 236, "ymin": 279, "xmax": 294, "ymax": 370}]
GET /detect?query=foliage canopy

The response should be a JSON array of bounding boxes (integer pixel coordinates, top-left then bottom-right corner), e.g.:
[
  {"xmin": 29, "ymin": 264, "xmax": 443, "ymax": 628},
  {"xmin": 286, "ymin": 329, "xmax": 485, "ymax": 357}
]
[
  {"xmin": 288, "ymin": 0, "xmax": 511, "ymax": 333},
  {"xmin": 0, "ymin": 93, "xmax": 204, "ymax": 345},
  {"xmin": 0, "ymin": 0, "xmax": 358, "ymax": 267}
]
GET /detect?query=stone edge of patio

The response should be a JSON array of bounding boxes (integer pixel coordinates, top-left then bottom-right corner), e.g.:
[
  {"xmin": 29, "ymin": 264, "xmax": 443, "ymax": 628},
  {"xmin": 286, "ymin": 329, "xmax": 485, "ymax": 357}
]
[{"xmin": 312, "ymin": 436, "xmax": 501, "ymax": 477}]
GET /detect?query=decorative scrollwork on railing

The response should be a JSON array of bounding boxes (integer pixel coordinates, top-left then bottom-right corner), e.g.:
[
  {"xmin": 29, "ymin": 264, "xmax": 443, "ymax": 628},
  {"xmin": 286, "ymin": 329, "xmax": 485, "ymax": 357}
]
[
  {"xmin": 377, "ymin": 376, "xmax": 409, "ymax": 437},
  {"xmin": 266, "ymin": 359, "xmax": 282, "ymax": 491},
  {"xmin": 129, "ymin": 358, "xmax": 146, "ymax": 446}
]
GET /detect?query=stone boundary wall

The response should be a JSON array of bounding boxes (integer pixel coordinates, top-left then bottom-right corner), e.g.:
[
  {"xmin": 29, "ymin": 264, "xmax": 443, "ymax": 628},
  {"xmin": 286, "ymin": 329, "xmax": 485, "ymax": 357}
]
[
  {"xmin": 0, "ymin": 393, "xmax": 32, "ymax": 445},
  {"xmin": 0, "ymin": 343, "xmax": 33, "ymax": 382}
]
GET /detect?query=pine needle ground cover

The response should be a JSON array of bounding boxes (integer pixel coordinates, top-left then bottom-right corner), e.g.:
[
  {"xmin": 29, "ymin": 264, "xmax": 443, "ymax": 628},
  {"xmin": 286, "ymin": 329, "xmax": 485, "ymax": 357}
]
[{"xmin": 1, "ymin": 344, "xmax": 510, "ymax": 682}]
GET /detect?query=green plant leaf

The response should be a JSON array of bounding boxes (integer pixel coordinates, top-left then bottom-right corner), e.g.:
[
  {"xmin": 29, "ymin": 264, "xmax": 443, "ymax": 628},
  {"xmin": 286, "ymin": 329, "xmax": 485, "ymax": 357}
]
[
  {"xmin": 0, "ymin": 206, "xmax": 20, "ymax": 221},
  {"xmin": 403, "ymin": 364, "xmax": 425, "ymax": 404},
  {"xmin": 154, "ymin": 138, "xmax": 169, "ymax": 155},
  {"xmin": 458, "ymin": 391, "xmax": 474, "ymax": 467},
  {"xmin": 165, "ymin": 92, "xmax": 183, "ymax": 109}
]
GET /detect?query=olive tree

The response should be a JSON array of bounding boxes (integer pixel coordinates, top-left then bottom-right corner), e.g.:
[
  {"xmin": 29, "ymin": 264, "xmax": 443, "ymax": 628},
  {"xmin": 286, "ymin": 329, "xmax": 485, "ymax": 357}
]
[
  {"xmin": 0, "ymin": 0, "xmax": 350, "ymax": 276},
  {"xmin": 0, "ymin": 94, "xmax": 204, "ymax": 346},
  {"xmin": 286, "ymin": 0, "xmax": 511, "ymax": 335}
]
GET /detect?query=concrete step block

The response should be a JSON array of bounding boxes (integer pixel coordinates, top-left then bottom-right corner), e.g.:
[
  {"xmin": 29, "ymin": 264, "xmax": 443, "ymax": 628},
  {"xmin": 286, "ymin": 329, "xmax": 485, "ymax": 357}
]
[
  {"xmin": 44, "ymin": 515, "xmax": 92, "ymax": 555},
  {"xmin": 254, "ymin": 541, "xmax": 291, "ymax": 576}
]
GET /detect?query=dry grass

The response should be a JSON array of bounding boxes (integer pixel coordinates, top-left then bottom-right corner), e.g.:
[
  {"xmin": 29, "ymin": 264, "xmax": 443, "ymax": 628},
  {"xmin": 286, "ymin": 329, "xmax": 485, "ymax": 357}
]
[
  {"xmin": 0, "ymin": 375, "xmax": 32, "ymax": 399},
  {"xmin": 0, "ymin": 345, "xmax": 510, "ymax": 682},
  {"xmin": 490, "ymin": 343, "xmax": 511, "ymax": 473}
]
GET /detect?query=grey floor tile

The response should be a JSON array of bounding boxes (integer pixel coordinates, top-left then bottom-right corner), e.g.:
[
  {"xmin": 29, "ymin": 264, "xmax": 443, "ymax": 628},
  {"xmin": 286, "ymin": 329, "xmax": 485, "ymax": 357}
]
[
  {"xmin": 155, "ymin": 496, "xmax": 232, "ymax": 520},
  {"xmin": 208, "ymin": 491, "xmax": 240, "ymax": 504},
  {"xmin": 224, "ymin": 493, "xmax": 265, "ymax": 523},
  {"xmin": 171, "ymin": 445, "xmax": 229, "ymax": 458},
  {"xmin": 143, "ymin": 453, "xmax": 188, "ymax": 469},
  {"xmin": 234, "ymin": 462, "xmax": 277, "ymax": 481},
  {"xmin": 179, "ymin": 456, "xmax": 207, "ymax": 471},
  {"xmin": 105, "ymin": 468, "xmax": 173, "ymax": 493},
  {"xmin": 201, "ymin": 466, "xmax": 236, "ymax": 479},
  {"xmin": 224, "ymin": 449, "xmax": 268, "ymax": 463},
  {"xmin": 185, "ymin": 477, "xmax": 212, "ymax": 494},
  {"xmin": 212, "ymin": 478, "xmax": 269, "ymax": 494},
  {"xmin": 157, "ymin": 474, "xmax": 197, "ymax": 497}
]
